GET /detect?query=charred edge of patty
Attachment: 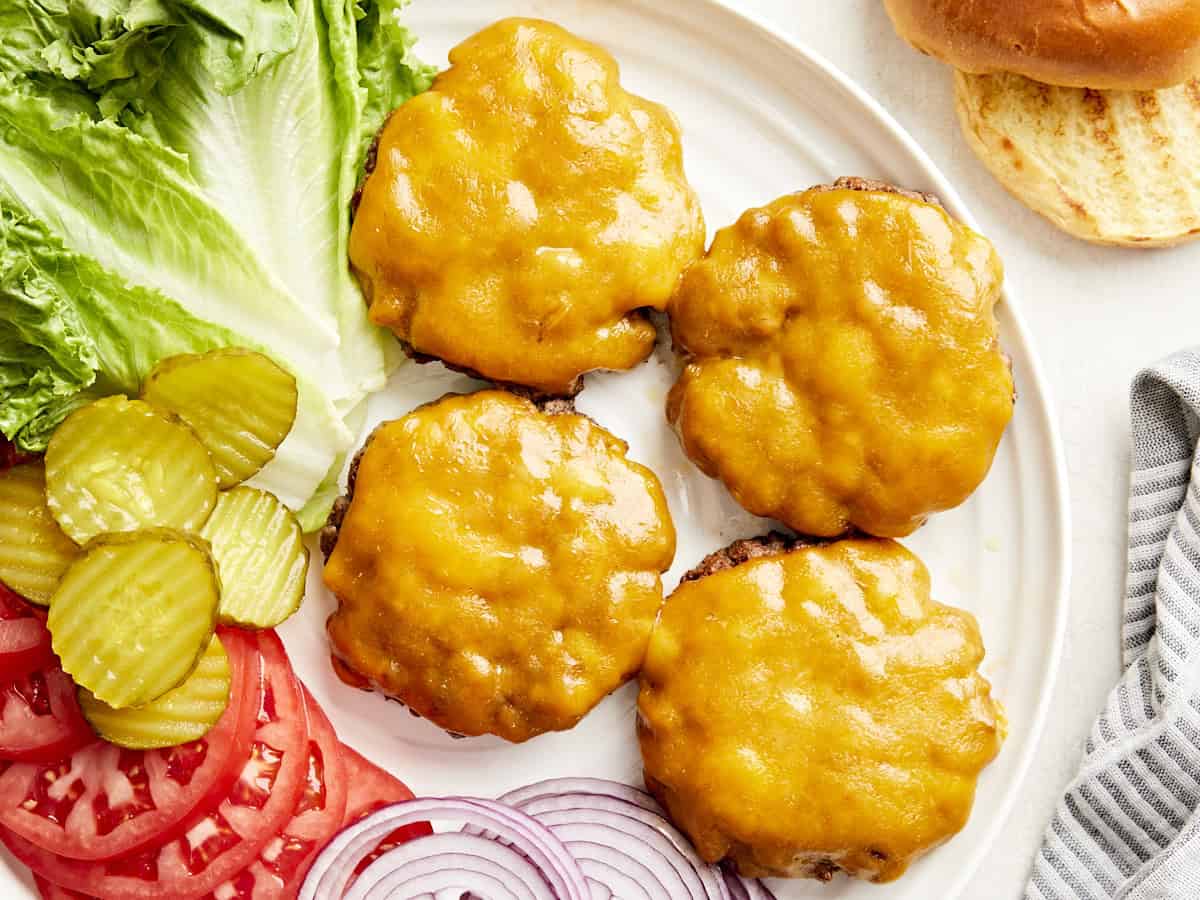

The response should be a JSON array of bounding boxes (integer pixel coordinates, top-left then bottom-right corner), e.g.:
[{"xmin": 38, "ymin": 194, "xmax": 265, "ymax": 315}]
[
  {"xmin": 350, "ymin": 112, "xmax": 391, "ymax": 220},
  {"xmin": 719, "ymin": 858, "xmax": 841, "ymax": 885},
  {"xmin": 400, "ymin": 342, "xmax": 588, "ymax": 400},
  {"xmin": 319, "ymin": 390, "xmax": 579, "ymax": 560},
  {"xmin": 647, "ymin": 778, "xmax": 869, "ymax": 883},
  {"xmin": 811, "ymin": 175, "xmax": 943, "ymax": 208},
  {"xmin": 329, "ymin": 652, "xmax": 470, "ymax": 739},
  {"xmin": 678, "ymin": 531, "xmax": 821, "ymax": 584}
]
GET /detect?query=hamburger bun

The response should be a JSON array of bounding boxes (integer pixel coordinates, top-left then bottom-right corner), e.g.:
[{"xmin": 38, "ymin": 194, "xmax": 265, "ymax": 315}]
[
  {"xmin": 955, "ymin": 71, "xmax": 1200, "ymax": 247},
  {"xmin": 884, "ymin": 0, "xmax": 1200, "ymax": 91}
]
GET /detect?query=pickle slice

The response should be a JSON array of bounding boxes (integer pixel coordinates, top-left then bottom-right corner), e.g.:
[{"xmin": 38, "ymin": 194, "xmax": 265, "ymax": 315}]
[
  {"xmin": 200, "ymin": 486, "xmax": 308, "ymax": 629},
  {"xmin": 0, "ymin": 463, "xmax": 78, "ymax": 605},
  {"xmin": 48, "ymin": 529, "xmax": 219, "ymax": 709},
  {"xmin": 79, "ymin": 634, "xmax": 230, "ymax": 749},
  {"xmin": 141, "ymin": 349, "xmax": 299, "ymax": 488},
  {"xmin": 45, "ymin": 396, "xmax": 218, "ymax": 546}
]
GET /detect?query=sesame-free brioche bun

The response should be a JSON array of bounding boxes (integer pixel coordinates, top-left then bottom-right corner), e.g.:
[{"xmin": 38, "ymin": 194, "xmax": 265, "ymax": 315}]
[{"xmin": 884, "ymin": 0, "xmax": 1200, "ymax": 91}]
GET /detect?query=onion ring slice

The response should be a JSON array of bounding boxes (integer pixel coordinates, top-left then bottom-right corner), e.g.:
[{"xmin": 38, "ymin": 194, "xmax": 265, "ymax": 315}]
[
  {"xmin": 300, "ymin": 798, "xmax": 587, "ymax": 900},
  {"xmin": 348, "ymin": 832, "xmax": 556, "ymax": 900}
]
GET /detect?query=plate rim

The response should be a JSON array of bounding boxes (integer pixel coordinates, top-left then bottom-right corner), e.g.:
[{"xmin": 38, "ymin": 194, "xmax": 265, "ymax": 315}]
[
  {"xmin": 0, "ymin": 3, "xmax": 1074, "ymax": 897},
  {"xmin": 650, "ymin": 0, "xmax": 1074, "ymax": 892}
]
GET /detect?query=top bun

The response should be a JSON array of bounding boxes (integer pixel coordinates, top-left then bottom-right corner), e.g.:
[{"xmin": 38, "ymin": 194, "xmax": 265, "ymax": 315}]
[{"xmin": 883, "ymin": 0, "xmax": 1200, "ymax": 90}]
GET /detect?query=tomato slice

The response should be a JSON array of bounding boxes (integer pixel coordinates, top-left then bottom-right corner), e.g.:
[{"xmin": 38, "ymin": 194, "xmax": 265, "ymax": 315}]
[
  {"xmin": 205, "ymin": 687, "xmax": 347, "ymax": 900},
  {"xmin": 0, "ymin": 666, "xmax": 92, "ymax": 765},
  {"xmin": 4, "ymin": 630, "xmax": 310, "ymax": 899},
  {"xmin": 0, "ymin": 629, "xmax": 260, "ymax": 860},
  {"xmin": 340, "ymin": 744, "xmax": 421, "ymax": 825},
  {"xmin": 339, "ymin": 742, "xmax": 430, "ymax": 878},
  {"xmin": 0, "ymin": 586, "xmax": 53, "ymax": 683},
  {"xmin": 34, "ymin": 874, "xmax": 94, "ymax": 899}
]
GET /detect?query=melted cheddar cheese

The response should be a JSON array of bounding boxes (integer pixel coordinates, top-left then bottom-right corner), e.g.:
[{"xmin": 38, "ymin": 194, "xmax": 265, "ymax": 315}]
[
  {"xmin": 638, "ymin": 538, "xmax": 1004, "ymax": 882},
  {"xmin": 350, "ymin": 18, "xmax": 705, "ymax": 394},
  {"xmin": 324, "ymin": 391, "xmax": 676, "ymax": 742},
  {"xmin": 667, "ymin": 186, "xmax": 1013, "ymax": 537}
]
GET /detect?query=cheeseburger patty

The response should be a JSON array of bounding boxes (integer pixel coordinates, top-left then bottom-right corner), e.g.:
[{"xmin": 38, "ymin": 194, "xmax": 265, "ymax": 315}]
[
  {"xmin": 322, "ymin": 390, "xmax": 676, "ymax": 743},
  {"xmin": 349, "ymin": 18, "xmax": 705, "ymax": 396},
  {"xmin": 638, "ymin": 534, "xmax": 1005, "ymax": 882},
  {"xmin": 667, "ymin": 177, "xmax": 1014, "ymax": 538}
]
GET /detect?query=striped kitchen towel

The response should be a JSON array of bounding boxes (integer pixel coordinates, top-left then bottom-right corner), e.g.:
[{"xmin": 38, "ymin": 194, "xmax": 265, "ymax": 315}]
[{"xmin": 1027, "ymin": 349, "xmax": 1200, "ymax": 900}]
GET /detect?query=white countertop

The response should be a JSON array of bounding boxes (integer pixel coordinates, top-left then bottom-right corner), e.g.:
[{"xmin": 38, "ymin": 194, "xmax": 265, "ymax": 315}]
[{"xmin": 734, "ymin": 1, "xmax": 1183, "ymax": 897}]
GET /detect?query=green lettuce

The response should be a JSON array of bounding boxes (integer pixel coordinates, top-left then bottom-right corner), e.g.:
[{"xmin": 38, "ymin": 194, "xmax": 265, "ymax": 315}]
[
  {"xmin": 0, "ymin": 0, "xmax": 432, "ymax": 525},
  {"xmin": 0, "ymin": 177, "xmax": 350, "ymax": 526}
]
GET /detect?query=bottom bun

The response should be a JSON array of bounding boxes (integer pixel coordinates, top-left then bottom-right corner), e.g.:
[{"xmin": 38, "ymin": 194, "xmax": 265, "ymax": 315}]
[{"xmin": 955, "ymin": 70, "xmax": 1200, "ymax": 248}]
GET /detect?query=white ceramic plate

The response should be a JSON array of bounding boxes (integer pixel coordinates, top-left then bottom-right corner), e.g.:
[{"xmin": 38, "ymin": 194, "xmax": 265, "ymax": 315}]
[{"xmin": 1, "ymin": 1, "xmax": 1070, "ymax": 896}]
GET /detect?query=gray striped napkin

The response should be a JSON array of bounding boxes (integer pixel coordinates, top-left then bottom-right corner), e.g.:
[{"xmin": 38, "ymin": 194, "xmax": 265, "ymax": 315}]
[{"xmin": 1027, "ymin": 349, "xmax": 1200, "ymax": 899}]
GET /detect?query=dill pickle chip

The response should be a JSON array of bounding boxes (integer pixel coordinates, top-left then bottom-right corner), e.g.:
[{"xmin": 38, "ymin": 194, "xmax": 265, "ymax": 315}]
[
  {"xmin": 0, "ymin": 463, "xmax": 79, "ymax": 605},
  {"xmin": 45, "ymin": 396, "xmax": 218, "ymax": 545},
  {"xmin": 200, "ymin": 486, "xmax": 308, "ymax": 629},
  {"xmin": 141, "ymin": 349, "xmax": 299, "ymax": 488},
  {"xmin": 79, "ymin": 635, "xmax": 230, "ymax": 749},
  {"xmin": 49, "ymin": 529, "xmax": 219, "ymax": 709}
]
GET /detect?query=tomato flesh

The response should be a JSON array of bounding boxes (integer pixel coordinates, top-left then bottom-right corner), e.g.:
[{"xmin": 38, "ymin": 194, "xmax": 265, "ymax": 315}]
[
  {"xmin": 0, "ymin": 586, "xmax": 53, "ymax": 684},
  {"xmin": 5, "ymin": 631, "xmax": 310, "ymax": 899},
  {"xmin": 0, "ymin": 629, "xmax": 260, "ymax": 861},
  {"xmin": 34, "ymin": 874, "xmax": 94, "ymax": 899},
  {"xmin": 339, "ymin": 744, "xmax": 421, "ymax": 825},
  {"xmin": 339, "ymin": 743, "xmax": 430, "ymax": 878},
  {"xmin": 11, "ymin": 633, "xmax": 428, "ymax": 900},
  {"xmin": 205, "ymin": 687, "xmax": 348, "ymax": 900},
  {"xmin": 0, "ymin": 666, "xmax": 92, "ymax": 765}
]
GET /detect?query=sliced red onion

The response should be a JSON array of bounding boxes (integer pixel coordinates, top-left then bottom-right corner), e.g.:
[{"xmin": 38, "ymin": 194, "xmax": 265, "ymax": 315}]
[
  {"xmin": 496, "ymin": 786, "xmax": 730, "ymax": 899},
  {"xmin": 498, "ymin": 778, "xmax": 660, "ymax": 813},
  {"xmin": 359, "ymin": 870, "xmax": 520, "ymax": 896},
  {"xmin": 300, "ymin": 798, "xmax": 589, "ymax": 900},
  {"xmin": 304, "ymin": 779, "xmax": 774, "ymax": 900},
  {"xmin": 497, "ymin": 779, "xmax": 775, "ymax": 900},
  {"xmin": 725, "ymin": 874, "xmax": 750, "ymax": 900},
  {"xmin": 569, "ymin": 840, "xmax": 665, "ymax": 900},
  {"xmin": 530, "ymin": 809, "xmax": 710, "ymax": 898},
  {"xmin": 346, "ymin": 832, "xmax": 555, "ymax": 900}
]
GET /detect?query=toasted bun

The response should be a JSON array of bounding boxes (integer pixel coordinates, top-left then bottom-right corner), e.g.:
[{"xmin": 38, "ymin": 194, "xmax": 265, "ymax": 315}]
[
  {"xmin": 954, "ymin": 71, "xmax": 1200, "ymax": 247},
  {"xmin": 885, "ymin": 0, "xmax": 1200, "ymax": 90}
]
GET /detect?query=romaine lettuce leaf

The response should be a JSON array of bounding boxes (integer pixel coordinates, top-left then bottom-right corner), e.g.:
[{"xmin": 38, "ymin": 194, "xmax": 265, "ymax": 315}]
[
  {"xmin": 141, "ymin": 0, "xmax": 410, "ymax": 408},
  {"xmin": 0, "ymin": 0, "xmax": 301, "ymax": 118},
  {"xmin": 0, "ymin": 183, "xmax": 350, "ymax": 513},
  {"xmin": 0, "ymin": 0, "xmax": 430, "ymax": 523},
  {"xmin": 0, "ymin": 77, "xmax": 341, "ymax": 375}
]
